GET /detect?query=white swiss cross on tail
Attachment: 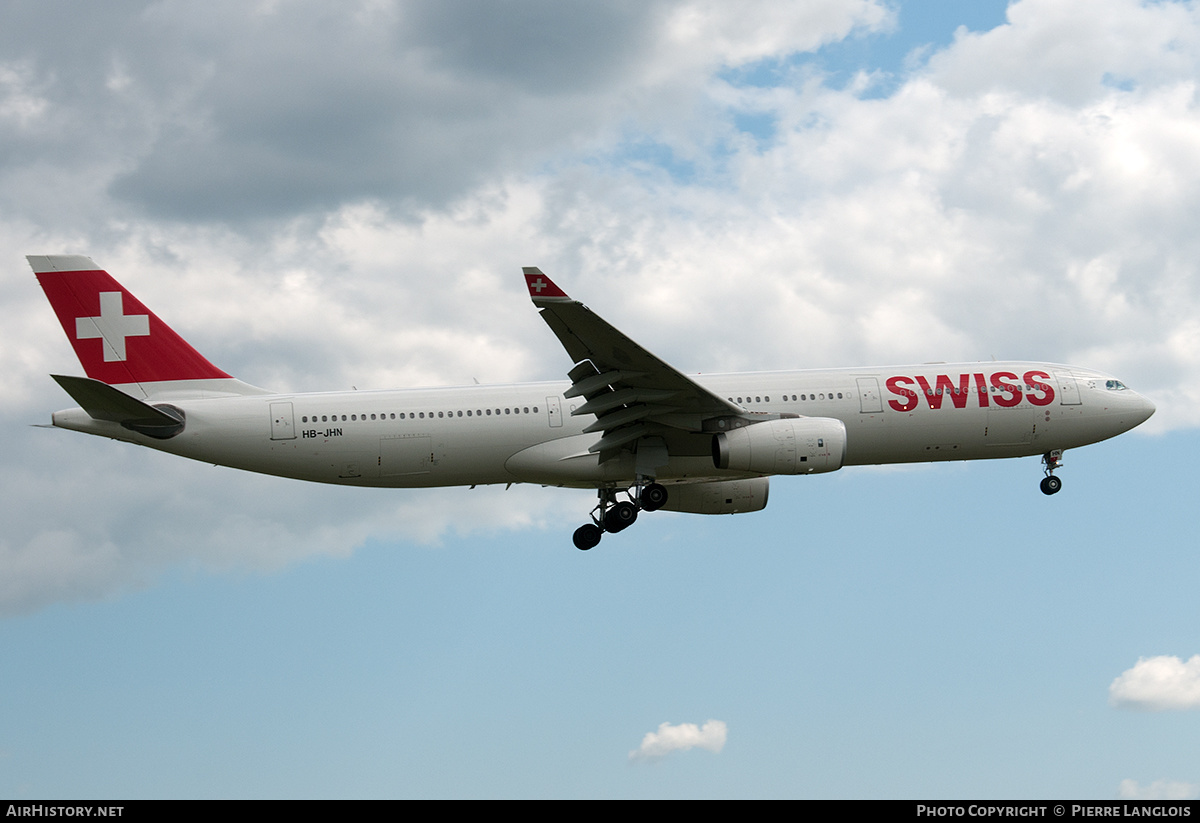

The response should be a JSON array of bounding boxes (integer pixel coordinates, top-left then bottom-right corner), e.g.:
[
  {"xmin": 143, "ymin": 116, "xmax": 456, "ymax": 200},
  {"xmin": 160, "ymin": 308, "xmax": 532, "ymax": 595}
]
[
  {"xmin": 75, "ymin": 291, "xmax": 150, "ymax": 362},
  {"xmin": 522, "ymin": 266, "xmax": 569, "ymax": 302},
  {"xmin": 30, "ymin": 255, "xmax": 232, "ymax": 386}
]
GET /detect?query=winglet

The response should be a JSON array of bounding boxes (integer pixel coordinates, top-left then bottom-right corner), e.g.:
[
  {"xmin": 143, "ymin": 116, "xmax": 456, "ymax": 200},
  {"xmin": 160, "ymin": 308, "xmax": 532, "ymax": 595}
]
[{"xmin": 523, "ymin": 267, "xmax": 570, "ymax": 302}]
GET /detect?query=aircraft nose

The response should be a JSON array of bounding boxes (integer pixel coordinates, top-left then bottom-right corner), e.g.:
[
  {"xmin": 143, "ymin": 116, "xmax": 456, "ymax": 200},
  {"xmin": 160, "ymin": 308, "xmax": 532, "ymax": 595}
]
[
  {"xmin": 1122, "ymin": 390, "xmax": 1156, "ymax": 429},
  {"xmin": 1135, "ymin": 392, "xmax": 1156, "ymax": 424}
]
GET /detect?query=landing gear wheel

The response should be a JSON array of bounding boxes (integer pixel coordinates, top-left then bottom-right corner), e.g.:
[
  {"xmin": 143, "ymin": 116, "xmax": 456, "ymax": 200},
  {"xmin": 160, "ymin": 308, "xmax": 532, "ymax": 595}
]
[
  {"xmin": 603, "ymin": 501, "xmax": 638, "ymax": 533},
  {"xmin": 1040, "ymin": 475, "xmax": 1062, "ymax": 495},
  {"xmin": 573, "ymin": 523, "xmax": 602, "ymax": 551},
  {"xmin": 640, "ymin": 483, "xmax": 668, "ymax": 512}
]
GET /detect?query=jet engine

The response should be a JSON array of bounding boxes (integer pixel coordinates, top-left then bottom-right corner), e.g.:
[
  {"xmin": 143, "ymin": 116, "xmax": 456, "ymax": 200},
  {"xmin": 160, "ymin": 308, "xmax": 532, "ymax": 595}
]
[
  {"xmin": 712, "ymin": 417, "xmax": 847, "ymax": 475},
  {"xmin": 660, "ymin": 477, "xmax": 770, "ymax": 514}
]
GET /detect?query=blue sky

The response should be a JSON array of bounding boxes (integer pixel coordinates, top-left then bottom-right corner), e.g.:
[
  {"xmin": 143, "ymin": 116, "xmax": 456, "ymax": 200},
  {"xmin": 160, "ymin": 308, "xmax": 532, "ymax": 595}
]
[
  {"xmin": 2, "ymin": 0, "xmax": 1197, "ymax": 799},
  {"xmin": 6, "ymin": 431, "xmax": 1194, "ymax": 798}
]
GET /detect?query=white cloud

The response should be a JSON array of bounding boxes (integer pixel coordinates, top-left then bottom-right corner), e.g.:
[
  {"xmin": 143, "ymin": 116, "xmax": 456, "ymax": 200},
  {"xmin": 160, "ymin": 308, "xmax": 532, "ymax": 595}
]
[
  {"xmin": 0, "ymin": 0, "xmax": 888, "ymax": 223},
  {"xmin": 1118, "ymin": 779, "xmax": 1200, "ymax": 800},
  {"xmin": 0, "ymin": 62, "xmax": 48, "ymax": 128},
  {"xmin": 629, "ymin": 719, "xmax": 728, "ymax": 762},
  {"xmin": 662, "ymin": 0, "xmax": 891, "ymax": 68},
  {"xmin": 1109, "ymin": 655, "xmax": 1200, "ymax": 711},
  {"xmin": 927, "ymin": 0, "xmax": 1200, "ymax": 102}
]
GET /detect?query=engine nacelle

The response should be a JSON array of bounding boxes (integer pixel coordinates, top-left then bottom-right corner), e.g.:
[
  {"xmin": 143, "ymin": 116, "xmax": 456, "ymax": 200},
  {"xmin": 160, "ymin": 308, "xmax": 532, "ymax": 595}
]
[
  {"xmin": 713, "ymin": 417, "xmax": 847, "ymax": 475},
  {"xmin": 660, "ymin": 477, "xmax": 770, "ymax": 515}
]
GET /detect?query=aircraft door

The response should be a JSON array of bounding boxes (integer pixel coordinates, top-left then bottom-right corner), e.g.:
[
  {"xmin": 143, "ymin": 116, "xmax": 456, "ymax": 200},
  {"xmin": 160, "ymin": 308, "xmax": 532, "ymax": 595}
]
[
  {"xmin": 270, "ymin": 402, "xmax": 296, "ymax": 440},
  {"xmin": 1054, "ymin": 371, "xmax": 1082, "ymax": 405},
  {"xmin": 546, "ymin": 396, "xmax": 563, "ymax": 427},
  {"xmin": 856, "ymin": 377, "xmax": 883, "ymax": 413}
]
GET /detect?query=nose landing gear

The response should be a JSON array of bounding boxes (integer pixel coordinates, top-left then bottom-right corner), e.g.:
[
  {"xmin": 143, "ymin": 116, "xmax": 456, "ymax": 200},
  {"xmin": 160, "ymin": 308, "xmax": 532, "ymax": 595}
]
[
  {"xmin": 1040, "ymin": 450, "xmax": 1063, "ymax": 495},
  {"xmin": 572, "ymin": 481, "xmax": 669, "ymax": 550}
]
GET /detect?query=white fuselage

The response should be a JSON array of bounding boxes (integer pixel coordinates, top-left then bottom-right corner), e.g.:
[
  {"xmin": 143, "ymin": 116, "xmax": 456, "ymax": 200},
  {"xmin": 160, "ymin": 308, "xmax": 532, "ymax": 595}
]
[{"xmin": 50, "ymin": 361, "xmax": 1156, "ymax": 490}]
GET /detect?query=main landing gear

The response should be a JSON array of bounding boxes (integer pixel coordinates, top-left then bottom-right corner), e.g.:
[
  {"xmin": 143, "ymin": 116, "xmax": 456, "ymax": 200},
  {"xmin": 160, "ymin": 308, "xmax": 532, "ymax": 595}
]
[
  {"xmin": 1040, "ymin": 449, "xmax": 1063, "ymax": 495},
  {"xmin": 572, "ymin": 481, "xmax": 669, "ymax": 551}
]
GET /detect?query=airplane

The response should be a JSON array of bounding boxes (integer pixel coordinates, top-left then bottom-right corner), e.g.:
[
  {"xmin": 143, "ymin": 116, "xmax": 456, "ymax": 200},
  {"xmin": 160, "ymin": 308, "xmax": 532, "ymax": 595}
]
[{"xmin": 32, "ymin": 254, "xmax": 1156, "ymax": 551}]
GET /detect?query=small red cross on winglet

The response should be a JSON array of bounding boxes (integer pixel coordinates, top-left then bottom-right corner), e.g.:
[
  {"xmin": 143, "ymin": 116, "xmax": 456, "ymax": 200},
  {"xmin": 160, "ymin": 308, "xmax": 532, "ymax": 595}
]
[{"xmin": 522, "ymin": 267, "xmax": 569, "ymax": 301}]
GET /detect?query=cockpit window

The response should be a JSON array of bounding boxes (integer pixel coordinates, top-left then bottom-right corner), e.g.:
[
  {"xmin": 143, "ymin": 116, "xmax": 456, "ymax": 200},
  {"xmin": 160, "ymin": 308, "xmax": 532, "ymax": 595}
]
[{"xmin": 1105, "ymin": 379, "xmax": 1128, "ymax": 391}]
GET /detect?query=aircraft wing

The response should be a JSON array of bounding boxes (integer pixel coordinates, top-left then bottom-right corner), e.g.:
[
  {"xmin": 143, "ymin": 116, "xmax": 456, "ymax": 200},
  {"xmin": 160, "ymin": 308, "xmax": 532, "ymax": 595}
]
[{"xmin": 524, "ymin": 267, "xmax": 746, "ymax": 460}]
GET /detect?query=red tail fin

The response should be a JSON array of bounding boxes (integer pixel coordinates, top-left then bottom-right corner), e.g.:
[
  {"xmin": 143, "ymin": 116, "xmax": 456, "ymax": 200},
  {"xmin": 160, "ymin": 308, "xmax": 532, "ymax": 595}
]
[{"xmin": 31, "ymin": 255, "xmax": 231, "ymax": 385}]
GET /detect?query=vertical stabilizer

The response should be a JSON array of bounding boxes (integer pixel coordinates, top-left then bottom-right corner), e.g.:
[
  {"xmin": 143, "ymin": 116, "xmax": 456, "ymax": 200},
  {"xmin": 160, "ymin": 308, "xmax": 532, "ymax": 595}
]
[{"xmin": 32, "ymin": 255, "xmax": 267, "ymax": 398}]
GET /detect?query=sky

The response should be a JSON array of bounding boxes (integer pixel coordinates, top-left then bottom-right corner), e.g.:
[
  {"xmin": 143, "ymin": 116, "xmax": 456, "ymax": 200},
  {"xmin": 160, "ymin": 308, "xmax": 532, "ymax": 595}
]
[{"xmin": 1, "ymin": 0, "xmax": 1198, "ymax": 799}]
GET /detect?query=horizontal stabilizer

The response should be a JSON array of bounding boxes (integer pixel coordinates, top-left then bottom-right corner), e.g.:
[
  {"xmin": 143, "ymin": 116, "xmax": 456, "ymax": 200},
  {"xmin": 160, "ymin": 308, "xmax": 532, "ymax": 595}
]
[{"xmin": 52, "ymin": 374, "xmax": 185, "ymax": 439}]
